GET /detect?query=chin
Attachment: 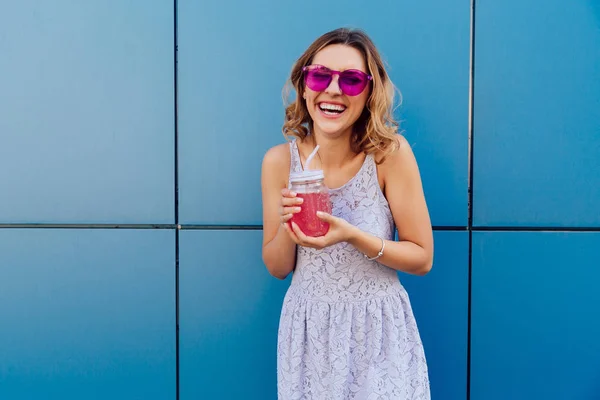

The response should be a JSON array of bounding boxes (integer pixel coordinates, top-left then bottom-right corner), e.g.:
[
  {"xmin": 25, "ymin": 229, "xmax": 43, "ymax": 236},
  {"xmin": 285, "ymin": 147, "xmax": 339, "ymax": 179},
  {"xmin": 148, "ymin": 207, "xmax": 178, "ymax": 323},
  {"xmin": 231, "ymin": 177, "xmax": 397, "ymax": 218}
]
[
  {"xmin": 312, "ymin": 114, "xmax": 356, "ymax": 137},
  {"xmin": 314, "ymin": 122, "xmax": 351, "ymax": 139}
]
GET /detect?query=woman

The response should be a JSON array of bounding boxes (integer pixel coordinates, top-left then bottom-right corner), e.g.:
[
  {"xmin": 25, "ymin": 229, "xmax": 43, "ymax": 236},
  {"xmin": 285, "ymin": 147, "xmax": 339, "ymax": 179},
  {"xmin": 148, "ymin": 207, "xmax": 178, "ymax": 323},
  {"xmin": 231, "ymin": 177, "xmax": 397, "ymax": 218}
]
[{"xmin": 261, "ymin": 27, "xmax": 433, "ymax": 399}]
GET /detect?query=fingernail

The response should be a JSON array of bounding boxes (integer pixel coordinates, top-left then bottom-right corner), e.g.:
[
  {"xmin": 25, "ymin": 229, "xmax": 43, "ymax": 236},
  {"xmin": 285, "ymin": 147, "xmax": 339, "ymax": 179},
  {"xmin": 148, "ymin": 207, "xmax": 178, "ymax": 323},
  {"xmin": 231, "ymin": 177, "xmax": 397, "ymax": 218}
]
[
  {"xmin": 296, "ymin": 198, "xmax": 303, "ymax": 204},
  {"xmin": 295, "ymin": 207, "xmax": 301, "ymax": 212},
  {"xmin": 290, "ymin": 191, "xmax": 296, "ymax": 196}
]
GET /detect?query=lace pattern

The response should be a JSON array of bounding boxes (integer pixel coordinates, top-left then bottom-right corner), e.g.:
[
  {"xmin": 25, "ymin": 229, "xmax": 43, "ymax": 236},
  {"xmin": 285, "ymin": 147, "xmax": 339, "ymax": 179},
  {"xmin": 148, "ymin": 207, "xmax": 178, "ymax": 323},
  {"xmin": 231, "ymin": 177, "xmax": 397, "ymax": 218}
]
[{"xmin": 278, "ymin": 139, "xmax": 430, "ymax": 399}]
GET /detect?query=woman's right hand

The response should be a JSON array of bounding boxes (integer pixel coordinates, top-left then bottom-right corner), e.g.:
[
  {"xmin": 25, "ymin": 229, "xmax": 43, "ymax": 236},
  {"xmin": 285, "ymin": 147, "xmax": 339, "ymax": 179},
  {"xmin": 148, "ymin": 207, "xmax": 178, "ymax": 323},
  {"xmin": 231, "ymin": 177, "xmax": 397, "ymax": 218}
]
[
  {"xmin": 279, "ymin": 188, "xmax": 303, "ymax": 227},
  {"xmin": 261, "ymin": 144, "xmax": 302, "ymax": 279}
]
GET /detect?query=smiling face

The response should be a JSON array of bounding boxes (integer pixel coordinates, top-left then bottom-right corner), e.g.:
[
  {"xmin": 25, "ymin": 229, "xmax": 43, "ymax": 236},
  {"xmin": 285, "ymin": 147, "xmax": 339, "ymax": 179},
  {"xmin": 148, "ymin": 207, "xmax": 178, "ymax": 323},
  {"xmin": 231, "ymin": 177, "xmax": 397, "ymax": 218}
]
[{"xmin": 303, "ymin": 44, "xmax": 371, "ymax": 140}]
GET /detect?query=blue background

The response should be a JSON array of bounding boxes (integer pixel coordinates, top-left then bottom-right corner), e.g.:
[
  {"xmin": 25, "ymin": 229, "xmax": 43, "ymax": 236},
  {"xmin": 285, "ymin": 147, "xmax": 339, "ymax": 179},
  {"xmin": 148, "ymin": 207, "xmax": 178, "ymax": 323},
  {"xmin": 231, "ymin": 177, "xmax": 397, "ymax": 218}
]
[{"xmin": 1, "ymin": 0, "xmax": 598, "ymax": 399}]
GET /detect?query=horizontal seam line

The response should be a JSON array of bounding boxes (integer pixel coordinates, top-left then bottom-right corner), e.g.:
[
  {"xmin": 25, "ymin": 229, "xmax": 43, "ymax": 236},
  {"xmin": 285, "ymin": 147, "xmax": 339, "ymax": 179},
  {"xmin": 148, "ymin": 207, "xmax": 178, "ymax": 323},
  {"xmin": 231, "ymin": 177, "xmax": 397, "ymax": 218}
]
[{"xmin": 0, "ymin": 225, "xmax": 598, "ymax": 232}]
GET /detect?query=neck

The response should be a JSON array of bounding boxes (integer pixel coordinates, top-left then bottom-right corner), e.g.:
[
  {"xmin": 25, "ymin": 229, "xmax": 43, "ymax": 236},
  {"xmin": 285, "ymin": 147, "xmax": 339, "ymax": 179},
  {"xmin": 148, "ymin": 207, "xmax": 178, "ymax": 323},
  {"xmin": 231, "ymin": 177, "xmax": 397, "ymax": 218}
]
[{"xmin": 309, "ymin": 129, "xmax": 356, "ymax": 169}]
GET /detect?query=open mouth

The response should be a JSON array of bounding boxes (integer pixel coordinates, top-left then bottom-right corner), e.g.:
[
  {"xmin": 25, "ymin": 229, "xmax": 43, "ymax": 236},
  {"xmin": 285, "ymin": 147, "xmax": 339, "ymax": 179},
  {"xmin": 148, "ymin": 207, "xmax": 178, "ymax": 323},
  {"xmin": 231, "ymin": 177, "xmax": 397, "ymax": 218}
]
[{"xmin": 318, "ymin": 102, "xmax": 347, "ymax": 116}]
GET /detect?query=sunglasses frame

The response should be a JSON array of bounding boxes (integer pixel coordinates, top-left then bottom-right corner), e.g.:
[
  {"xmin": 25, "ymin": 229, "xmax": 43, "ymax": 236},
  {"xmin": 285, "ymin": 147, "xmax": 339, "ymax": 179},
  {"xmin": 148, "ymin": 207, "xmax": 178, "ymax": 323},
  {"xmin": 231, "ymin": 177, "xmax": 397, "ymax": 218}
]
[{"xmin": 302, "ymin": 64, "xmax": 373, "ymax": 96}]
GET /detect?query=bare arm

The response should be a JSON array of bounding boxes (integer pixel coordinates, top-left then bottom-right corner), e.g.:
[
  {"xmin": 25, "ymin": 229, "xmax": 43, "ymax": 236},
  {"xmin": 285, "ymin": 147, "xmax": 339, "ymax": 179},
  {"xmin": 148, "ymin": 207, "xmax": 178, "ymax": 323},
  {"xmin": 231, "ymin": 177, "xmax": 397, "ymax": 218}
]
[
  {"xmin": 261, "ymin": 144, "xmax": 298, "ymax": 279},
  {"xmin": 347, "ymin": 135, "xmax": 434, "ymax": 275}
]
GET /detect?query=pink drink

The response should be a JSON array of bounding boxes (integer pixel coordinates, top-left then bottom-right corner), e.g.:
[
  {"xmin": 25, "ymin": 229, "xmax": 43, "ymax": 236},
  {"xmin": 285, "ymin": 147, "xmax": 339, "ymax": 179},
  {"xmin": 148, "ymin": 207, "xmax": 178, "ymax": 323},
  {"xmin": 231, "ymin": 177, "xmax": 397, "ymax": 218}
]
[{"xmin": 290, "ymin": 192, "xmax": 332, "ymax": 237}]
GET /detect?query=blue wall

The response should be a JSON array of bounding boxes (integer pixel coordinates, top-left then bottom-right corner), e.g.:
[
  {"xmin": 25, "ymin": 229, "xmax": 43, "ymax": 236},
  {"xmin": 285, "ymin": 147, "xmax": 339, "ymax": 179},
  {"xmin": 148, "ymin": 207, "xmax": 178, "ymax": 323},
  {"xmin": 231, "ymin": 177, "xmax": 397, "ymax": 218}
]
[{"xmin": 0, "ymin": 1, "xmax": 598, "ymax": 399}]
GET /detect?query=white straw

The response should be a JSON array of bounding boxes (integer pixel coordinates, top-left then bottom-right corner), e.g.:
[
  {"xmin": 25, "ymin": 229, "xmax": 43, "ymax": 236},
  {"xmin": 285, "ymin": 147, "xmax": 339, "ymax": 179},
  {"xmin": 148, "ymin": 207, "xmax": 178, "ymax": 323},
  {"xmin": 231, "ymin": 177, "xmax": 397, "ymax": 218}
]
[{"xmin": 304, "ymin": 145, "xmax": 320, "ymax": 170}]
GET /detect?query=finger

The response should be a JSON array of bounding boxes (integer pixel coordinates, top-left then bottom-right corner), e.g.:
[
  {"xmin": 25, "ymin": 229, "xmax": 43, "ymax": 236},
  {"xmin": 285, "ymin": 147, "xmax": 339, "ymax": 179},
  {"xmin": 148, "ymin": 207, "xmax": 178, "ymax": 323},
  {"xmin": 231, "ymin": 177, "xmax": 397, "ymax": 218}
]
[
  {"xmin": 282, "ymin": 221, "xmax": 300, "ymax": 243},
  {"xmin": 291, "ymin": 222, "xmax": 312, "ymax": 244},
  {"xmin": 282, "ymin": 206, "xmax": 301, "ymax": 215},
  {"xmin": 281, "ymin": 188, "xmax": 297, "ymax": 198},
  {"xmin": 282, "ymin": 196, "xmax": 303, "ymax": 207},
  {"xmin": 316, "ymin": 211, "xmax": 334, "ymax": 222},
  {"xmin": 290, "ymin": 222, "xmax": 326, "ymax": 249},
  {"xmin": 280, "ymin": 213, "xmax": 293, "ymax": 223}
]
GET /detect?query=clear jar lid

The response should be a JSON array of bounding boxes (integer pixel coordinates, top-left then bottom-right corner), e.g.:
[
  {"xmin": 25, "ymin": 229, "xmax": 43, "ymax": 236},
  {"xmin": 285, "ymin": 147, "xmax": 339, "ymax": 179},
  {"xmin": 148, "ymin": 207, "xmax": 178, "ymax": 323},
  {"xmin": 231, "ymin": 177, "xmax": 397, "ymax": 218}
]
[{"xmin": 289, "ymin": 170, "xmax": 325, "ymax": 184}]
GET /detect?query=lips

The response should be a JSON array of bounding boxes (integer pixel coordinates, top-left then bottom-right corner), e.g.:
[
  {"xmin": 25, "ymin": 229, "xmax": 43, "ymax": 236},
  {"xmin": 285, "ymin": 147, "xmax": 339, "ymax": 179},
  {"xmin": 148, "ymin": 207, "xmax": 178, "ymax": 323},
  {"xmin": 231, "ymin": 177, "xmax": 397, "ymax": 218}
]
[{"xmin": 318, "ymin": 102, "xmax": 347, "ymax": 117}]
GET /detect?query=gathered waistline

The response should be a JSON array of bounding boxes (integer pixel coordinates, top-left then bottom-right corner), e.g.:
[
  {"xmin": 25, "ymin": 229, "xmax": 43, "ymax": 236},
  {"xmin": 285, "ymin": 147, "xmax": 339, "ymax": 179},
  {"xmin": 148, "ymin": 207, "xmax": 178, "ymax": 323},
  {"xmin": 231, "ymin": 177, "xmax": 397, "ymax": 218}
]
[{"xmin": 285, "ymin": 283, "xmax": 406, "ymax": 305}]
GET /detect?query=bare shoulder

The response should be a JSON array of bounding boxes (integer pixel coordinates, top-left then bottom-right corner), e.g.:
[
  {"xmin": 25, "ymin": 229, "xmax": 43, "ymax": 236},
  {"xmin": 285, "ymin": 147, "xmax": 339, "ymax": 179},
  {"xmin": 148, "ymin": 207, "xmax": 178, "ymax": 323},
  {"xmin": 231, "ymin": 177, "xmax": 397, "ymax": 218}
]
[
  {"xmin": 262, "ymin": 142, "xmax": 290, "ymax": 169},
  {"xmin": 376, "ymin": 134, "xmax": 420, "ymax": 182},
  {"xmin": 261, "ymin": 142, "xmax": 291, "ymax": 184}
]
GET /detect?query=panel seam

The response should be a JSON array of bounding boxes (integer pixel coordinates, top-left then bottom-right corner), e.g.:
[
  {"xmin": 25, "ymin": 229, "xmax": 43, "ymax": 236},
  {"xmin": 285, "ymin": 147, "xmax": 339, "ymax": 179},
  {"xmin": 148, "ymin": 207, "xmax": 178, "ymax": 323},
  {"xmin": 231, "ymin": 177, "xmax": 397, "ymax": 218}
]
[
  {"xmin": 173, "ymin": 0, "xmax": 180, "ymax": 399},
  {"xmin": 467, "ymin": 0, "xmax": 476, "ymax": 397}
]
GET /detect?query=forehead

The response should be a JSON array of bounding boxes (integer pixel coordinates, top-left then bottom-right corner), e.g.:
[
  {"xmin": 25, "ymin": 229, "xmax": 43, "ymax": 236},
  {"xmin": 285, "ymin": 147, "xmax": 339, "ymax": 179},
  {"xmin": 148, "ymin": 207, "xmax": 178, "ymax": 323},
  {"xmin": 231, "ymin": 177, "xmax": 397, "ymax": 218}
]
[{"xmin": 312, "ymin": 44, "xmax": 367, "ymax": 72}]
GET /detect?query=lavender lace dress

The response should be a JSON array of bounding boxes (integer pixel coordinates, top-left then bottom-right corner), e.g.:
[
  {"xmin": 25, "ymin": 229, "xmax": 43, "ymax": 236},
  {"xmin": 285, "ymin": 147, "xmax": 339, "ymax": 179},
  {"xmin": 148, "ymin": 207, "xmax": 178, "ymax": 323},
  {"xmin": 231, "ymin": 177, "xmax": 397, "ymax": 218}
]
[{"xmin": 277, "ymin": 140, "xmax": 431, "ymax": 399}]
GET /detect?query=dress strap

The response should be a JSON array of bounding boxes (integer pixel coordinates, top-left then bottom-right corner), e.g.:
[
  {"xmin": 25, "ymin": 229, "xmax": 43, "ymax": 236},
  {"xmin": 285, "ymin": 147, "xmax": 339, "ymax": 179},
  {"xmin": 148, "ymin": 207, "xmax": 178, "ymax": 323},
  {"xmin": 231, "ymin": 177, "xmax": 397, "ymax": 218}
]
[{"xmin": 288, "ymin": 139, "xmax": 303, "ymax": 173}]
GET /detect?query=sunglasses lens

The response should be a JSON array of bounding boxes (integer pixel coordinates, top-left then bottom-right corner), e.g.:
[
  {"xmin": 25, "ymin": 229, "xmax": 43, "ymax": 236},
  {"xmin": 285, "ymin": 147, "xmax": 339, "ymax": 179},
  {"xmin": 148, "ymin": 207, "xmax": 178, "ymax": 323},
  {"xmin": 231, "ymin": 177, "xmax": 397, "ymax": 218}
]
[
  {"xmin": 339, "ymin": 71, "xmax": 369, "ymax": 96},
  {"xmin": 304, "ymin": 66, "xmax": 370, "ymax": 96},
  {"xmin": 305, "ymin": 69, "xmax": 332, "ymax": 92}
]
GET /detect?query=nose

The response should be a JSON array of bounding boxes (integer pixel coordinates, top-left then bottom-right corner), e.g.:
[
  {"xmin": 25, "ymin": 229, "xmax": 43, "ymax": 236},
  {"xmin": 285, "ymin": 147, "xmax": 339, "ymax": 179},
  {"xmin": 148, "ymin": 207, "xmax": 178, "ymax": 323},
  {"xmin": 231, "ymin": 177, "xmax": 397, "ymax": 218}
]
[{"xmin": 325, "ymin": 75, "xmax": 342, "ymax": 95}]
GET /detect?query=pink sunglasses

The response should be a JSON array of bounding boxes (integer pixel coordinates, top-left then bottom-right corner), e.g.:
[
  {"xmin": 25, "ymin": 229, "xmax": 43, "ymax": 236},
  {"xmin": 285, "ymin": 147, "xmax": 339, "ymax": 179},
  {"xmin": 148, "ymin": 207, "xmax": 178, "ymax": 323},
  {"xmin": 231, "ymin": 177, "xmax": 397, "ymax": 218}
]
[{"xmin": 302, "ymin": 64, "xmax": 372, "ymax": 96}]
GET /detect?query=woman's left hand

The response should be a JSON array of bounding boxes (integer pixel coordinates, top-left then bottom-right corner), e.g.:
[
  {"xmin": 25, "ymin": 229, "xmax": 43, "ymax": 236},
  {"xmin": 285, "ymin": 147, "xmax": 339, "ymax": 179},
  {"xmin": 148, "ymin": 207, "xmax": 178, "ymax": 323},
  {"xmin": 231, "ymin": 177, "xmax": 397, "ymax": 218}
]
[{"xmin": 286, "ymin": 211, "xmax": 357, "ymax": 250}]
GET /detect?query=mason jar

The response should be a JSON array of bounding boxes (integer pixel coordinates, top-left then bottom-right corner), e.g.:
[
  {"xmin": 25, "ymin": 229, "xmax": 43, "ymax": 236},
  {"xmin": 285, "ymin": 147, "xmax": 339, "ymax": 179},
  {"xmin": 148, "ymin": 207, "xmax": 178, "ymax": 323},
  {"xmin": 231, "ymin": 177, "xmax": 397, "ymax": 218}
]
[{"xmin": 288, "ymin": 169, "xmax": 332, "ymax": 237}]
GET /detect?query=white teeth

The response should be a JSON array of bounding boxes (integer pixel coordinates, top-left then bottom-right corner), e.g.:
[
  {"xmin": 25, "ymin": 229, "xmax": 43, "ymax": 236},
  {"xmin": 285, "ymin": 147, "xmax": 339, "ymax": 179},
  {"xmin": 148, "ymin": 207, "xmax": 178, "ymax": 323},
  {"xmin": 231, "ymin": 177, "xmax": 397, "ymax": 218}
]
[{"xmin": 319, "ymin": 103, "xmax": 346, "ymax": 112}]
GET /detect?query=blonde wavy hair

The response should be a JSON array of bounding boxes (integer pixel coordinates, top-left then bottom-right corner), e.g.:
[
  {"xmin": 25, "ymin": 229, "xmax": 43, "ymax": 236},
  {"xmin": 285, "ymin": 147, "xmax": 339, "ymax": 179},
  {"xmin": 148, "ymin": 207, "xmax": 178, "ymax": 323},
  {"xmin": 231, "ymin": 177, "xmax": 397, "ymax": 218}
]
[{"xmin": 282, "ymin": 27, "xmax": 401, "ymax": 161}]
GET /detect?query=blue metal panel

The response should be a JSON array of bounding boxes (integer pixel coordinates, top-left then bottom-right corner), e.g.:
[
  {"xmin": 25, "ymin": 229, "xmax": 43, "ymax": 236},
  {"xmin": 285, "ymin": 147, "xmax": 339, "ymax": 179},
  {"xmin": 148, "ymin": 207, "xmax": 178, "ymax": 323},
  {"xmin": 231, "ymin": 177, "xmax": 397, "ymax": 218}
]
[
  {"xmin": 180, "ymin": 230, "xmax": 468, "ymax": 400},
  {"xmin": 471, "ymin": 232, "xmax": 600, "ymax": 399},
  {"xmin": 401, "ymin": 231, "xmax": 469, "ymax": 400},
  {"xmin": 178, "ymin": 0, "xmax": 469, "ymax": 226},
  {"xmin": 473, "ymin": 0, "xmax": 600, "ymax": 227},
  {"xmin": 0, "ymin": 229, "xmax": 176, "ymax": 400},
  {"xmin": 179, "ymin": 230, "xmax": 289, "ymax": 400},
  {"xmin": 0, "ymin": 1, "xmax": 174, "ymax": 224}
]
